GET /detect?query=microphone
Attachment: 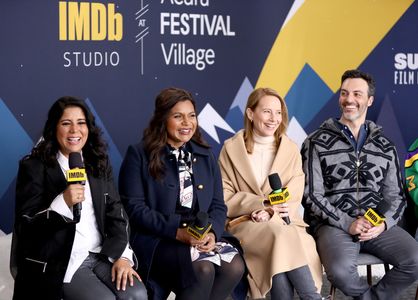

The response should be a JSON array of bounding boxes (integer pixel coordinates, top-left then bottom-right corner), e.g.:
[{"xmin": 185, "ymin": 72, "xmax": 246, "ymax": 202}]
[
  {"xmin": 187, "ymin": 211, "xmax": 212, "ymax": 240},
  {"xmin": 352, "ymin": 200, "xmax": 391, "ymax": 242},
  {"xmin": 364, "ymin": 201, "xmax": 391, "ymax": 226},
  {"xmin": 67, "ymin": 152, "xmax": 87, "ymax": 219},
  {"xmin": 268, "ymin": 173, "xmax": 290, "ymax": 224}
]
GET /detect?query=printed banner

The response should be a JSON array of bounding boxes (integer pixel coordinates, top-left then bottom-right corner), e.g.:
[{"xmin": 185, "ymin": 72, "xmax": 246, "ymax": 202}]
[{"xmin": 0, "ymin": 0, "xmax": 417, "ymax": 233}]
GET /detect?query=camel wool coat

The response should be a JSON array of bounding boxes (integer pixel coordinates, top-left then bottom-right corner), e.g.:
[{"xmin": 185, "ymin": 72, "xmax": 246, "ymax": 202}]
[{"xmin": 218, "ymin": 130, "xmax": 322, "ymax": 299}]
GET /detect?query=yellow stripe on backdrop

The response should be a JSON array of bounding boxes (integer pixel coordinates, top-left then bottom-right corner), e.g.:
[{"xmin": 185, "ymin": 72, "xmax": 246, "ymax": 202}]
[
  {"xmin": 406, "ymin": 153, "xmax": 418, "ymax": 168},
  {"xmin": 256, "ymin": 0, "xmax": 414, "ymax": 95}
]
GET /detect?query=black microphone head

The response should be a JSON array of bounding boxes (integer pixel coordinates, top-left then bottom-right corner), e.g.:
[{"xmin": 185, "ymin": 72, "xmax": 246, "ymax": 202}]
[
  {"xmin": 69, "ymin": 152, "xmax": 84, "ymax": 169},
  {"xmin": 375, "ymin": 200, "xmax": 391, "ymax": 216},
  {"xmin": 195, "ymin": 211, "xmax": 208, "ymax": 228},
  {"xmin": 268, "ymin": 173, "xmax": 282, "ymax": 191}
]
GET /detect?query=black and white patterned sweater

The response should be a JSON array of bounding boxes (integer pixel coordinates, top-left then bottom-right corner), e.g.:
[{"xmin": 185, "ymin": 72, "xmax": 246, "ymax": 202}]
[{"xmin": 301, "ymin": 118, "xmax": 405, "ymax": 234}]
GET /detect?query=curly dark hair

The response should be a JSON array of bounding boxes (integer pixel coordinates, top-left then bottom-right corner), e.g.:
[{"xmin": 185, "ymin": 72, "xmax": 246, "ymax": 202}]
[
  {"xmin": 143, "ymin": 87, "xmax": 208, "ymax": 179},
  {"xmin": 31, "ymin": 96, "xmax": 109, "ymax": 177}
]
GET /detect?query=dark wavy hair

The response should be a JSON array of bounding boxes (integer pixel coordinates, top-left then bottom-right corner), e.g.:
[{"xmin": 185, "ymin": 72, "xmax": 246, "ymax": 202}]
[
  {"xmin": 31, "ymin": 96, "xmax": 109, "ymax": 177},
  {"xmin": 341, "ymin": 69, "xmax": 376, "ymax": 97},
  {"xmin": 143, "ymin": 87, "xmax": 208, "ymax": 179}
]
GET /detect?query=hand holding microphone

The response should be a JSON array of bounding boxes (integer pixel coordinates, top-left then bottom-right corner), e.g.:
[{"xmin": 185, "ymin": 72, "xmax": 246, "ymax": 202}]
[
  {"xmin": 268, "ymin": 173, "xmax": 291, "ymax": 224},
  {"xmin": 189, "ymin": 212, "xmax": 215, "ymax": 252},
  {"xmin": 351, "ymin": 200, "xmax": 391, "ymax": 242},
  {"xmin": 176, "ymin": 212, "xmax": 214, "ymax": 251},
  {"xmin": 187, "ymin": 211, "xmax": 212, "ymax": 240},
  {"xmin": 65, "ymin": 152, "xmax": 87, "ymax": 220}
]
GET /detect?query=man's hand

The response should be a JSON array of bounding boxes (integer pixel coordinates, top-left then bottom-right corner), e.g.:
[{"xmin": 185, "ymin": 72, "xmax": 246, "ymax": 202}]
[
  {"xmin": 112, "ymin": 258, "xmax": 142, "ymax": 291},
  {"xmin": 349, "ymin": 216, "xmax": 385, "ymax": 242}
]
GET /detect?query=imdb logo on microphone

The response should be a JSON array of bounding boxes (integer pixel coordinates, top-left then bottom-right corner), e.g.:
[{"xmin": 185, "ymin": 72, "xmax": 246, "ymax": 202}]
[
  {"xmin": 67, "ymin": 168, "xmax": 87, "ymax": 183},
  {"xmin": 58, "ymin": 1, "xmax": 123, "ymax": 68}
]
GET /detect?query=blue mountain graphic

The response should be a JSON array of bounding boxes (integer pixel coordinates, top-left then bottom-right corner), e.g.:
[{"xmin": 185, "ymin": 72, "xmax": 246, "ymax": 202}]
[
  {"xmin": 285, "ymin": 64, "xmax": 333, "ymax": 127},
  {"xmin": 85, "ymin": 98, "xmax": 122, "ymax": 182}
]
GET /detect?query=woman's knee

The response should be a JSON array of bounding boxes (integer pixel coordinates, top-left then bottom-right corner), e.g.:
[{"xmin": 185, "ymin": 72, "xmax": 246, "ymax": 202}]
[
  {"xmin": 226, "ymin": 255, "xmax": 245, "ymax": 279},
  {"xmin": 193, "ymin": 261, "xmax": 216, "ymax": 281}
]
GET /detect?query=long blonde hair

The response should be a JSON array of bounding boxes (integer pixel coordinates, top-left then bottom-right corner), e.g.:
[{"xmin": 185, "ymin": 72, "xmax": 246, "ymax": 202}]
[{"xmin": 243, "ymin": 87, "xmax": 288, "ymax": 154}]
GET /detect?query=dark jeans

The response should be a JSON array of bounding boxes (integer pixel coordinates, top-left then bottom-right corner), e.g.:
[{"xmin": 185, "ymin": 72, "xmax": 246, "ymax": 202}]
[
  {"xmin": 62, "ymin": 253, "xmax": 147, "ymax": 300},
  {"xmin": 315, "ymin": 225, "xmax": 418, "ymax": 300}
]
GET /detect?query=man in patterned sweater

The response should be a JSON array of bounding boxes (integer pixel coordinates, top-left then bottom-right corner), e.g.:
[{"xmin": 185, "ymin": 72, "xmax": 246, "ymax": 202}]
[{"xmin": 301, "ymin": 69, "xmax": 418, "ymax": 300}]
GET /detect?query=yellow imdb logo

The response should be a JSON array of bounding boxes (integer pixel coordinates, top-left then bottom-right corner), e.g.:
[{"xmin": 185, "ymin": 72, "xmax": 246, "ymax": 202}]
[
  {"xmin": 67, "ymin": 168, "xmax": 87, "ymax": 182},
  {"xmin": 268, "ymin": 187, "xmax": 290, "ymax": 205},
  {"xmin": 364, "ymin": 208, "xmax": 385, "ymax": 226},
  {"xmin": 59, "ymin": 1, "xmax": 123, "ymax": 41}
]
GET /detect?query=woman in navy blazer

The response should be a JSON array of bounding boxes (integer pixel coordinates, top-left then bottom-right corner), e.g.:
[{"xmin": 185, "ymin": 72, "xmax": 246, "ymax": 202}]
[
  {"xmin": 119, "ymin": 87, "xmax": 245, "ymax": 300},
  {"xmin": 12, "ymin": 97, "xmax": 147, "ymax": 300}
]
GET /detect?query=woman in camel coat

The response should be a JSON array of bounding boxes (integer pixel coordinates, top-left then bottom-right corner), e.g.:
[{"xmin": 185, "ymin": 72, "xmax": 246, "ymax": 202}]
[{"xmin": 218, "ymin": 88, "xmax": 322, "ymax": 300}]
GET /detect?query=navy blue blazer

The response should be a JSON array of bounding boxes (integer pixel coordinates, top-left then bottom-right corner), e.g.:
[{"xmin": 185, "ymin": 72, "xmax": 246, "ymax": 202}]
[
  {"xmin": 118, "ymin": 141, "xmax": 227, "ymax": 282},
  {"xmin": 12, "ymin": 156, "xmax": 130, "ymax": 300}
]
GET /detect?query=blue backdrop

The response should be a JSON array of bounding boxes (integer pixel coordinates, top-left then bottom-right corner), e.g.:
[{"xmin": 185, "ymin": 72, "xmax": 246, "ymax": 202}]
[{"xmin": 1, "ymin": 0, "xmax": 417, "ymax": 233}]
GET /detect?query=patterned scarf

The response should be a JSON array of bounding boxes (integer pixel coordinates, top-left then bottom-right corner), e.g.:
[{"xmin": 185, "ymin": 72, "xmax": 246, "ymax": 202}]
[{"xmin": 170, "ymin": 144, "xmax": 193, "ymax": 208}]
